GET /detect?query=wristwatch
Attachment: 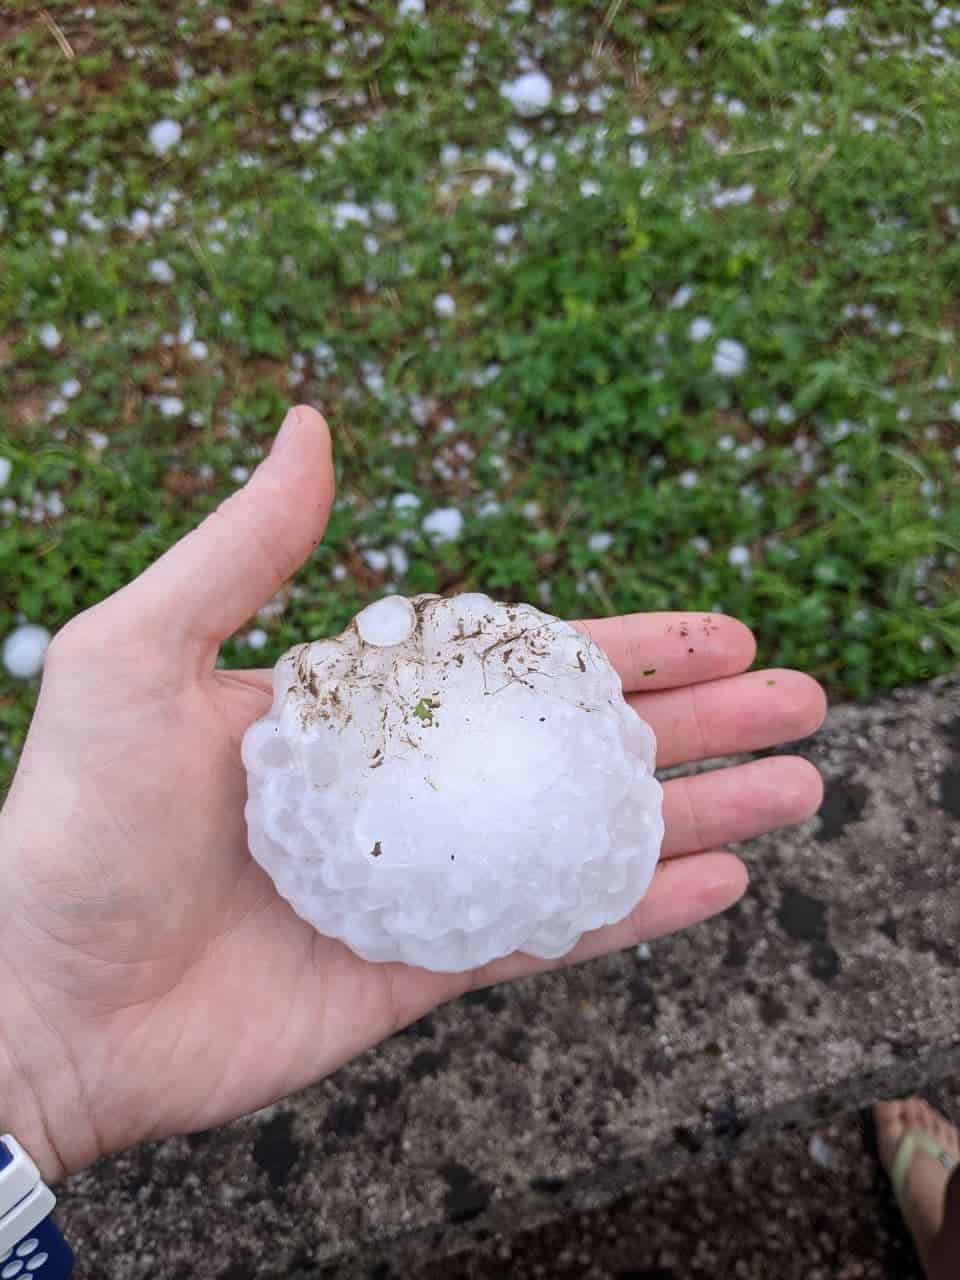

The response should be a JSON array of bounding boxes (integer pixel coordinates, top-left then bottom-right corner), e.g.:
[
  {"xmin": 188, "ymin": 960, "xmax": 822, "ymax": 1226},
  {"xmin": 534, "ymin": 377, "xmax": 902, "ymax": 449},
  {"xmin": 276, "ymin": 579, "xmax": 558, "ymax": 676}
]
[{"xmin": 0, "ymin": 1137, "xmax": 73, "ymax": 1278}]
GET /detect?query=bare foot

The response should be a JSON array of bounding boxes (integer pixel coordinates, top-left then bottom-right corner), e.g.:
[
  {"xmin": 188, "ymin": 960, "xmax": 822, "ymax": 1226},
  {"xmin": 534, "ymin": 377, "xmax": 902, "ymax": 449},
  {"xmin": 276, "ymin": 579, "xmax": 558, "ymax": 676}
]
[{"xmin": 875, "ymin": 1097, "xmax": 960, "ymax": 1269}]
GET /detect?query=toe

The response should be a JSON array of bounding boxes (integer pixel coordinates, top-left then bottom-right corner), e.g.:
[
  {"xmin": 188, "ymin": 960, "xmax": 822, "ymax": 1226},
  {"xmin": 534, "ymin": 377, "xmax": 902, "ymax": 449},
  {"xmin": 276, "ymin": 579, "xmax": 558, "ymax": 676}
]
[
  {"xmin": 902, "ymin": 1097, "xmax": 924, "ymax": 1130},
  {"xmin": 875, "ymin": 1100, "xmax": 907, "ymax": 1171}
]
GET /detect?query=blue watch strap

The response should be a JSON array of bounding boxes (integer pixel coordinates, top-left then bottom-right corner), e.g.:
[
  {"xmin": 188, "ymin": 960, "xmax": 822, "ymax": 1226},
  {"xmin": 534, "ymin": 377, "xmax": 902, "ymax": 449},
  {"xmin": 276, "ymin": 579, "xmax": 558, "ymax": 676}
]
[{"xmin": 0, "ymin": 1137, "xmax": 73, "ymax": 1278}]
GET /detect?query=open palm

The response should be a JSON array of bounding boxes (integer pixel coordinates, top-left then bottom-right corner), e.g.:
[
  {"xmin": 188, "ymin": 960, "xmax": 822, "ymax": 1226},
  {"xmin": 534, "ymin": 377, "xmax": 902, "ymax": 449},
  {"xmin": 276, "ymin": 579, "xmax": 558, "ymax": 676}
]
[{"xmin": 0, "ymin": 407, "xmax": 825, "ymax": 1181}]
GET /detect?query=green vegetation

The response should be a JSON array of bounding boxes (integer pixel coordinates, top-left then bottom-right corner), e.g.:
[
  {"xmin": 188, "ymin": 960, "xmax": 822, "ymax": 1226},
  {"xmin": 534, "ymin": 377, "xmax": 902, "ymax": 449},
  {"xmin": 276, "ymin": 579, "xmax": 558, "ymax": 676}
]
[{"xmin": 1, "ymin": 1, "xmax": 958, "ymax": 783}]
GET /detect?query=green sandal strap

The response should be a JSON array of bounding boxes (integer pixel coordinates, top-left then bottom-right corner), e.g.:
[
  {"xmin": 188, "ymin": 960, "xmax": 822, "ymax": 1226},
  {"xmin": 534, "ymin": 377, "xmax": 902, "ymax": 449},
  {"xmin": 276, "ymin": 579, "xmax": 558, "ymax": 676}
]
[{"xmin": 891, "ymin": 1131, "xmax": 959, "ymax": 1209}]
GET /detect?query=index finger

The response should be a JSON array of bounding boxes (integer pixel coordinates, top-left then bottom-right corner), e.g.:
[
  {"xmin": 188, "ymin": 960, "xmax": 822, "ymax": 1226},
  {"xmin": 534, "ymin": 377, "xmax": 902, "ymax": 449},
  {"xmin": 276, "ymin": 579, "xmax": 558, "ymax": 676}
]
[{"xmin": 573, "ymin": 612, "xmax": 756, "ymax": 692}]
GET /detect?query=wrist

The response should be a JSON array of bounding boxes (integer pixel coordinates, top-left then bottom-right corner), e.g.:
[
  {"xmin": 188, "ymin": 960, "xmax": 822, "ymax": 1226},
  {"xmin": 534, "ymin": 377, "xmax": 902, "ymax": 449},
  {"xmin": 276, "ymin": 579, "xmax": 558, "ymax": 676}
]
[
  {"xmin": 0, "ymin": 998, "xmax": 69, "ymax": 1184},
  {"xmin": 0, "ymin": 952, "xmax": 99, "ymax": 1185}
]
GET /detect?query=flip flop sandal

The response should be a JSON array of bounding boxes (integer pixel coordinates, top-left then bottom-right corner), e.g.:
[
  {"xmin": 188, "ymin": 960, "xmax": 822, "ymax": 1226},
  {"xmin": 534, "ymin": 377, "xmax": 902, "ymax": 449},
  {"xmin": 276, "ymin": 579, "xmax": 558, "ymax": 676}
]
[{"xmin": 892, "ymin": 1131, "xmax": 960, "ymax": 1213}]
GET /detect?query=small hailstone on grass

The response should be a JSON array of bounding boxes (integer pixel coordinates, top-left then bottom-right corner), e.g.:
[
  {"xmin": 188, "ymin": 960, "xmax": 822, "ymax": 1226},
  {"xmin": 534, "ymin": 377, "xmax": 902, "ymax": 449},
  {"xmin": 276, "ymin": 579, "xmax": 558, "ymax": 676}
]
[
  {"xmin": 149, "ymin": 259, "xmax": 175, "ymax": 284},
  {"xmin": 500, "ymin": 71, "xmax": 553, "ymax": 117},
  {"xmin": 580, "ymin": 179, "xmax": 601, "ymax": 197},
  {"xmin": 670, "ymin": 285, "xmax": 693, "ymax": 308},
  {"xmin": 38, "ymin": 323, "xmax": 61, "ymax": 350},
  {"xmin": 678, "ymin": 470, "xmax": 698, "ymax": 489},
  {"xmin": 148, "ymin": 119, "xmax": 183, "ymax": 155},
  {"xmin": 629, "ymin": 143, "xmax": 649, "ymax": 167},
  {"xmin": 0, "ymin": 458, "xmax": 10, "ymax": 488},
  {"xmin": 332, "ymin": 201, "xmax": 370, "ymax": 229},
  {"xmin": 50, "ymin": 228, "xmax": 68, "ymax": 247},
  {"xmin": 392, "ymin": 492, "xmax": 421, "ymax": 512},
  {"xmin": 158, "ymin": 396, "xmax": 184, "ymax": 418},
  {"xmin": 363, "ymin": 549, "xmax": 390, "ymax": 573},
  {"xmin": 433, "ymin": 293, "xmax": 456, "ymax": 317},
  {"xmin": 588, "ymin": 531, "xmax": 614, "ymax": 553},
  {"xmin": 60, "ymin": 378, "xmax": 81, "ymax": 399},
  {"xmin": 87, "ymin": 431, "xmax": 109, "ymax": 451},
  {"xmin": 398, "ymin": 0, "xmax": 424, "ymax": 14},
  {"xmin": 422, "ymin": 507, "xmax": 463, "ymax": 542},
  {"xmin": 242, "ymin": 593, "xmax": 664, "ymax": 971},
  {"xmin": 3, "ymin": 625, "xmax": 51, "ymax": 679},
  {"xmin": 362, "ymin": 364, "xmax": 384, "ymax": 396},
  {"xmin": 387, "ymin": 545, "xmax": 410, "ymax": 577},
  {"xmin": 689, "ymin": 316, "xmax": 713, "ymax": 342},
  {"xmin": 213, "ymin": 15, "xmax": 232, "ymax": 31},
  {"xmin": 823, "ymin": 7, "xmax": 849, "ymax": 27},
  {"xmin": 712, "ymin": 339, "xmax": 748, "ymax": 377},
  {"xmin": 246, "ymin": 629, "xmax": 268, "ymax": 651},
  {"xmin": 713, "ymin": 184, "xmax": 754, "ymax": 208},
  {"xmin": 313, "ymin": 341, "xmax": 336, "ymax": 373},
  {"xmin": 728, "ymin": 545, "xmax": 750, "ymax": 567}
]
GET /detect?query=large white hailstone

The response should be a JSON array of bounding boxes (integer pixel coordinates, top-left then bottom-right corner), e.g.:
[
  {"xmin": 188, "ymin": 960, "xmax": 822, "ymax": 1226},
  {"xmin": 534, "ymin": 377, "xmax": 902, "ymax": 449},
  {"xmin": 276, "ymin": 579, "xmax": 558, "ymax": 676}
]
[
  {"xmin": 3, "ymin": 625, "xmax": 52, "ymax": 679},
  {"xmin": 243, "ymin": 594, "xmax": 664, "ymax": 972},
  {"xmin": 500, "ymin": 71, "xmax": 553, "ymax": 117}
]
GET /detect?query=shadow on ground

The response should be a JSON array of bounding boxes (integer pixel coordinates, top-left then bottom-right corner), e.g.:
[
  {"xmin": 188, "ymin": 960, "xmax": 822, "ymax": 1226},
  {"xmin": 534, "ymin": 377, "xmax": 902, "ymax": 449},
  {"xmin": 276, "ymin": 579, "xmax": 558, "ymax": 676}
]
[{"xmin": 414, "ymin": 1079, "xmax": 960, "ymax": 1280}]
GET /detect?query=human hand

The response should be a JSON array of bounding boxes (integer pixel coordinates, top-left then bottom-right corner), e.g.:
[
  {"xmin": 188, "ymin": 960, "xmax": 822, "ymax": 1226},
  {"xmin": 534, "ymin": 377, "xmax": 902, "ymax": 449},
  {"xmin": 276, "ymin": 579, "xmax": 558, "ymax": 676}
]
[{"xmin": 0, "ymin": 406, "xmax": 825, "ymax": 1181}]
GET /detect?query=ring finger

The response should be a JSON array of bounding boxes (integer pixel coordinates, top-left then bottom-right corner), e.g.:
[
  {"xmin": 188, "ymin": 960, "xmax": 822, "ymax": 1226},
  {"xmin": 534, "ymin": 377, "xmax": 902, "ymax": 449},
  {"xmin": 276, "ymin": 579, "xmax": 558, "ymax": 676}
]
[{"xmin": 660, "ymin": 755, "xmax": 823, "ymax": 859}]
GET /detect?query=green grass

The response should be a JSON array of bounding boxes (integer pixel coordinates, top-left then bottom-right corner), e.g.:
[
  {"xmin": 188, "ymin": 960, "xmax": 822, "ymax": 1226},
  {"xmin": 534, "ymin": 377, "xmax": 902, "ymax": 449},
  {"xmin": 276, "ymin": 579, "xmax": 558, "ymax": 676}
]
[{"xmin": 1, "ymin": 1, "xmax": 959, "ymax": 783}]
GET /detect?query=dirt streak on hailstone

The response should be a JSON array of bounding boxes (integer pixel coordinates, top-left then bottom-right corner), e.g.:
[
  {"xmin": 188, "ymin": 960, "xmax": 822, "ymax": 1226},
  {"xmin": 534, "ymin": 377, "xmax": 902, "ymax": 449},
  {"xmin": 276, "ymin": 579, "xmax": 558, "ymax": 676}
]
[{"xmin": 242, "ymin": 593, "xmax": 664, "ymax": 972}]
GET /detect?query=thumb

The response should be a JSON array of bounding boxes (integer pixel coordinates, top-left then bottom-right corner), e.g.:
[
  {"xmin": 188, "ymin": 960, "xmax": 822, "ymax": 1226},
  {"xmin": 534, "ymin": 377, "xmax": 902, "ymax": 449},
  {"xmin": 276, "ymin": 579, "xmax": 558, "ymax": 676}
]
[{"xmin": 120, "ymin": 405, "xmax": 334, "ymax": 660}]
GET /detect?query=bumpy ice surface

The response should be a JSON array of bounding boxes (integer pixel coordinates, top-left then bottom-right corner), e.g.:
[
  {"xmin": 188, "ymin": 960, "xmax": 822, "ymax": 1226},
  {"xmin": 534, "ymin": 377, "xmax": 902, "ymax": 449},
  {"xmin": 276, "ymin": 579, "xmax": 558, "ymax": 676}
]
[{"xmin": 242, "ymin": 594, "xmax": 664, "ymax": 972}]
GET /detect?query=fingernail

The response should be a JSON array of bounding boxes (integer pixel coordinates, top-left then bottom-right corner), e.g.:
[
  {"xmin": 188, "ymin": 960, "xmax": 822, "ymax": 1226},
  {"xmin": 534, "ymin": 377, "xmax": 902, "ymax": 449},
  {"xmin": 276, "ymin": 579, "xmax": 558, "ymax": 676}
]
[{"xmin": 270, "ymin": 406, "xmax": 302, "ymax": 457}]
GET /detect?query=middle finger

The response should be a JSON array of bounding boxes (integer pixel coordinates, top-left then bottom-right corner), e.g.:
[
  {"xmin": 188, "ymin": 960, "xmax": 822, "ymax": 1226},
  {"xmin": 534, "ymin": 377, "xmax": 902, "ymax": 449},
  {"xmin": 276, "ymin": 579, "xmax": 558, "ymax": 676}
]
[{"xmin": 633, "ymin": 668, "xmax": 827, "ymax": 769}]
